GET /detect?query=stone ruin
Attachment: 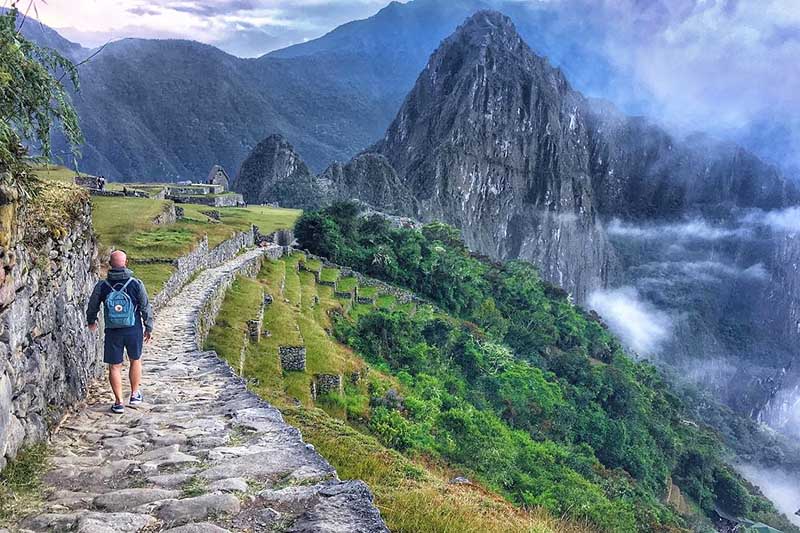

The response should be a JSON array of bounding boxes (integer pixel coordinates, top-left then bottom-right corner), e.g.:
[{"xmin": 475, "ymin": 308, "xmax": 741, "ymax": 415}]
[
  {"xmin": 311, "ymin": 374, "xmax": 343, "ymax": 399},
  {"xmin": 202, "ymin": 209, "xmax": 221, "ymax": 221},
  {"xmin": 247, "ymin": 319, "xmax": 261, "ymax": 341},
  {"xmin": 279, "ymin": 346, "xmax": 306, "ymax": 372}
]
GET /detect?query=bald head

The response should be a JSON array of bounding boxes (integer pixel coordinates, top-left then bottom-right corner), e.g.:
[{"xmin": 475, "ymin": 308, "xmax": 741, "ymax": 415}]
[{"xmin": 109, "ymin": 250, "xmax": 127, "ymax": 269}]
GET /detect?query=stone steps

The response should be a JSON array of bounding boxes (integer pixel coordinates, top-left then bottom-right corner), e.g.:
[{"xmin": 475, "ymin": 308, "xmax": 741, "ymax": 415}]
[{"xmin": 10, "ymin": 248, "xmax": 388, "ymax": 533}]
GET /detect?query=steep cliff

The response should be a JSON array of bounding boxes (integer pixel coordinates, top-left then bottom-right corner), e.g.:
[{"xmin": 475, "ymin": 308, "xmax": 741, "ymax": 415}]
[
  {"xmin": 368, "ymin": 10, "xmax": 619, "ymax": 300},
  {"xmin": 232, "ymin": 134, "xmax": 324, "ymax": 210},
  {"xmin": 319, "ymin": 153, "xmax": 416, "ymax": 215},
  {"xmin": 331, "ymin": 11, "xmax": 800, "ymax": 432},
  {"xmin": 0, "ymin": 182, "xmax": 102, "ymax": 469}
]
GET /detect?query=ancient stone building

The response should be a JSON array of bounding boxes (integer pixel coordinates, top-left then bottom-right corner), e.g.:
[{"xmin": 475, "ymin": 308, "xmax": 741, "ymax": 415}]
[{"xmin": 207, "ymin": 165, "xmax": 230, "ymax": 191}]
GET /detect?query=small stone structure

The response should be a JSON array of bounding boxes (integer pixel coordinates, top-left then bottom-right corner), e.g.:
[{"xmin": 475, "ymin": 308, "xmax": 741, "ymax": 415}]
[
  {"xmin": 169, "ymin": 192, "xmax": 245, "ymax": 208},
  {"xmin": 279, "ymin": 346, "xmax": 307, "ymax": 372},
  {"xmin": 207, "ymin": 165, "xmax": 230, "ymax": 191},
  {"xmin": 334, "ymin": 290, "xmax": 354, "ymax": 300},
  {"xmin": 247, "ymin": 319, "xmax": 261, "ymax": 341},
  {"xmin": 311, "ymin": 374, "xmax": 343, "ymax": 399},
  {"xmin": 202, "ymin": 209, "xmax": 221, "ymax": 221},
  {"xmin": 350, "ymin": 367, "xmax": 369, "ymax": 385}
]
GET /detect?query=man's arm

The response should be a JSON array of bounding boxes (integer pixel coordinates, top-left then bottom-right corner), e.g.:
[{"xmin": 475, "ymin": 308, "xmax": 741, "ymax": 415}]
[
  {"xmin": 137, "ymin": 280, "xmax": 154, "ymax": 336},
  {"xmin": 86, "ymin": 282, "xmax": 103, "ymax": 328}
]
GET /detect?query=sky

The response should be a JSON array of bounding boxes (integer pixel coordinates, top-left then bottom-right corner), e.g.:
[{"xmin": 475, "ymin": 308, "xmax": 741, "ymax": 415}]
[{"xmin": 15, "ymin": 0, "xmax": 409, "ymax": 57}]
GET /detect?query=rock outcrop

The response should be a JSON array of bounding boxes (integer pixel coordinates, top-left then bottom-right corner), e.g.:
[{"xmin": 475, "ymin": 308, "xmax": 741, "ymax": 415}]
[
  {"xmin": 0, "ymin": 185, "xmax": 102, "ymax": 470},
  {"xmin": 319, "ymin": 153, "xmax": 416, "ymax": 215},
  {"xmin": 232, "ymin": 134, "xmax": 324, "ymax": 210}
]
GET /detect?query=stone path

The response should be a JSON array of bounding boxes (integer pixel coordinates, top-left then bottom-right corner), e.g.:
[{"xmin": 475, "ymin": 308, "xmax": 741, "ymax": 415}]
[{"xmin": 10, "ymin": 249, "xmax": 388, "ymax": 533}]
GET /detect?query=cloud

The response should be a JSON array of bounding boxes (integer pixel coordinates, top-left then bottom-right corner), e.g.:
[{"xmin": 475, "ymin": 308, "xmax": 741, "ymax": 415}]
[
  {"xmin": 636, "ymin": 260, "xmax": 769, "ymax": 284},
  {"xmin": 737, "ymin": 463, "xmax": 800, "ymax": 527},
  {"xmin": 741, "ymin": 207, "xmax": 800, "ymax": 233},
  {"xmin": 588, "ymin": 287, "xmax": 672, "ymax": 355},
  {"xmin": 33, "ymin": 0, "xmax": 404, "ymax": 57},
  {"xmin": 607, "ymin": 218, "xmax": 746, "ymax": 241}
]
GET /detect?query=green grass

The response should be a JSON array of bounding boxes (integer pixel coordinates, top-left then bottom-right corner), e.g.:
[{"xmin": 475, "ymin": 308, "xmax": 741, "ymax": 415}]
[
  {"xmin": 358, "ymin": 286, "xmax": 378, "ymax": 298},
  {"xmin": 0, "ymin": 444, "xmax": 48, "ymax": 526},
  {"xmin": 91, "ymin": 196, "xmax": 178, "ymax": 258},
  {"xmin": 376, "ymin": 294, "xmax": 396, "ymax": 309},
  {"xmin": 284, "ymin": 408, "xmax": 588, "ymax": 533},
  {"xmin": 86, "ymin": 189, "xmax": 299, "ymax": 294},
  {"xmin": 350, "ymin": 303, "xmax": 376, "ymax": 322},
  {"xmin": 130, "ymin": 263, "xmax": 176, "ymax": 296},
  {"xmin": 319, "ymin": 267, "xmax": 340, "ymax": 283},
  {"xmin": 205, "ymin": 276, "xmax": 263, "ymax": 374},
  {"xmin": 336, "ymin": 277, "xmax": 358, "ymax": 293},
  {"xmin": 303, "ymin": 258, "xmax": 322, "ymax": 272}
]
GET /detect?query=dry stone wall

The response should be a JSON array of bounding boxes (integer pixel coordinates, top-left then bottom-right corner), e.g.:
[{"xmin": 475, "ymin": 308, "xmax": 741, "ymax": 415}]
[
  {"xmin": 279, "ymin": 346, "xmax": 307, "ymax": 371},
  {"xmin": 0, "ymin": 195, "xmax": 103, "ymax": 469},
  {"xmin": 151, "ymin": 229, "xmax": 257, "ymax": 311}
]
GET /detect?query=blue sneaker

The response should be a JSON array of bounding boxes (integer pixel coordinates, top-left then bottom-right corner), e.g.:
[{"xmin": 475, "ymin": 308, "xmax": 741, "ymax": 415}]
[
  {"xmin": 111, "ymin": 403, "xmax": 124, "ymax": 414},
  {"xmin": 129, "ymin": 390, "xmax": 143, "ymax": 406}
]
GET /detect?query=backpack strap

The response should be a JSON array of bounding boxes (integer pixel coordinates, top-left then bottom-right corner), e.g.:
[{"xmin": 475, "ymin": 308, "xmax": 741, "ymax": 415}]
[{"xmin": 104, "ymin": 278, "xmax": 134, "ymax": 291}]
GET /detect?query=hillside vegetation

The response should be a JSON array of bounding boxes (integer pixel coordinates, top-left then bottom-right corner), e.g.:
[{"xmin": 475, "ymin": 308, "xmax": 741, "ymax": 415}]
[
  {"xmin": 205, "ymin": 254, "xmax": 594, "ymax": 533},
  {"xmin": 285, "ymin": 203, "xmax": 797, "ymax": 533}
]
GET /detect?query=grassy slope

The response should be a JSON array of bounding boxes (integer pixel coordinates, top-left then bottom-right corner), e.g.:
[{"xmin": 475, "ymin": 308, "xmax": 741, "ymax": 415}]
[
  {"xmin": 205, "ymin": 256, "xmax": 590, "ymax": 533},
  {"xmin": 35, "ymin": 165, "xmax": 299, "ymax": 294}
]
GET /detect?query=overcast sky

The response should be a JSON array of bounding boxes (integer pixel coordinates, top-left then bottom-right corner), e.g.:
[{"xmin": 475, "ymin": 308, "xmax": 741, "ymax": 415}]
[{"xmin": 15, "ymin": 0, "xmax": 408, "ymax": 57}]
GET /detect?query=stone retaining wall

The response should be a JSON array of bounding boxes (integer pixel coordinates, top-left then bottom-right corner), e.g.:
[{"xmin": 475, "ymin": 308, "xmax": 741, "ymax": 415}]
[
  {"xmin": 151, "ymin": 229, "xmax": 258, "ymax": 311},
  {"xmin": 0, "ymin": 193, "xmax": 103, "ymax": 470},
  {"xmin": 279, "ymin": 346, "xmax": 307, "ymax": 372},
  {"xmin": 168, "ymin": 193, "xmax": 244, "ymax": 208},
  {"xmin": 195, "ymin": 252, "xmax": 265, "ymax": 349},
  {"xmin": 311, "ymin": 374, "xmax": 343, "ymax": 399}
]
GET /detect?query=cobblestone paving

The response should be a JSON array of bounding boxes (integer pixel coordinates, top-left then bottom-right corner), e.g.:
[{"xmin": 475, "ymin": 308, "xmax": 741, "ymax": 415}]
[{"xmin": 10, "ymin": 249, "xmax": 388, "ymax": 533}]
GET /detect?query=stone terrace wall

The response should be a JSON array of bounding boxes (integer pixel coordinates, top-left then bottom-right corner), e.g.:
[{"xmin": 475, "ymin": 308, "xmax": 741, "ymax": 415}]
[
  {"xmin": 195, "ymin": 251, "xmax": 267, "ymax": 349},
  {"xmin": 0, "ymin": 194, "xmax": 103, "ymax": 469},
  {"xmin": 151, "ymin": 229, "xmax": 257, "ymax": 311},
  {"xmin": 301, "ymin": 251, "xmax": 426, "ymax": 306}
]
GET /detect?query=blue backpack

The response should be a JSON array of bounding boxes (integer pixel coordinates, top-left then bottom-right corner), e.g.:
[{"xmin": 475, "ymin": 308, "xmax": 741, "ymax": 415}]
[{"xmin": 104, "ymin": 278, "xmax": 137, "ymax": 328}]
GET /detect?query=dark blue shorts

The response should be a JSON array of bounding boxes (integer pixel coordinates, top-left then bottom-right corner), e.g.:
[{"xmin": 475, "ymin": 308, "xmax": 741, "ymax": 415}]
[{"xmin": 104, "ymin": 328, "xmax": 143, "ymax": 365}]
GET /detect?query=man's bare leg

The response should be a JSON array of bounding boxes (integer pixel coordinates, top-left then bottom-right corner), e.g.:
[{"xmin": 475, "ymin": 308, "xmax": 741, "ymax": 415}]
[
  {"xmin": 129, "ymin": 359, "xmax": 142, "ymax": 395},
  {"xmin": 109, "ymin": 364, "xmax": 123, "ymax": 404}
]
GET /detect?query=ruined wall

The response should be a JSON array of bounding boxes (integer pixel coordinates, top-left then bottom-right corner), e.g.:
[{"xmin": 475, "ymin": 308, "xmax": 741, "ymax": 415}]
[
  {"xmin": 151, "ymin": 229, "xmax": 256, "ymax": 311},
  {"xmin": 0, "ymin": 187, "xmax": 103, "ymax": 469},
  {"xmin": 195, "ymin": 251, "xmax": 266, "ymax": 349}
]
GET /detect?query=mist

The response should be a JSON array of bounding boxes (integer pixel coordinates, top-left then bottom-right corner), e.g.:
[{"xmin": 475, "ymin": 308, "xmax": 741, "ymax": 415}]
[
  {"xmin": 588, "ymin": 286, "xmax": 672, "ymax": 355},
  {"xmin": 737, "ymin": 463, "xmax": 800, "ymax": 527}
]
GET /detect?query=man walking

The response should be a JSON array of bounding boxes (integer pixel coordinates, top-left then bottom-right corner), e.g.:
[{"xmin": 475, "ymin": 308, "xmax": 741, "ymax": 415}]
[{"xmin": 86, "ymin": 250, "xmax": 153, "ymax": 414}]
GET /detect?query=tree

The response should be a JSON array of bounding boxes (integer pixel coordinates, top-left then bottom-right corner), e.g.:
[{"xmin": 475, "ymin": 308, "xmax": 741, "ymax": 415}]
[{"xmin": 0, "ymin": 5, "xmax": 82, "ymax": 197}]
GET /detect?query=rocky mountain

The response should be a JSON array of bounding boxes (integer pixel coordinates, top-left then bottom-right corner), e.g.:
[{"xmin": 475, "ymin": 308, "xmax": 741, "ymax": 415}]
[
  {"xmin": 29, "ymin": 0, "xmax": 797, "ymax": 183},
  {"xmin": 233, "ymin": 135, "xmax": 323, "ymax": 210},
  {"xmin": 302, "ymin": 10, "xmax": 800, "ymax": 440}
]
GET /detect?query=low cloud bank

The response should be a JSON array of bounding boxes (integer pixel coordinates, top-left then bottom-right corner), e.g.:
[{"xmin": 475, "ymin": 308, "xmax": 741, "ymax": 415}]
[
  {"xmin": 588, "ymin": 287, "xmax": 672, "ymax": 355},
  {"xmin": 737, "ymin": 463, "xmax": 800, "ymax": 527},
  {"xmin": 742, "ymin": 207, "xmax": 800, "ymax": 234},
  {"xmin": 607, "ymin": 218, "xmax": 746, "ymax": 241}
]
